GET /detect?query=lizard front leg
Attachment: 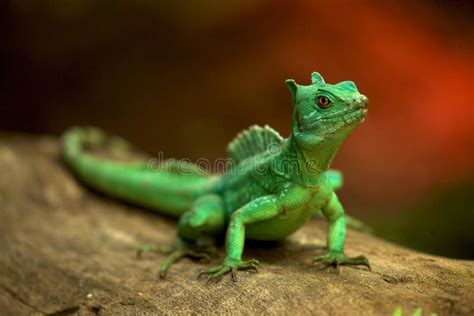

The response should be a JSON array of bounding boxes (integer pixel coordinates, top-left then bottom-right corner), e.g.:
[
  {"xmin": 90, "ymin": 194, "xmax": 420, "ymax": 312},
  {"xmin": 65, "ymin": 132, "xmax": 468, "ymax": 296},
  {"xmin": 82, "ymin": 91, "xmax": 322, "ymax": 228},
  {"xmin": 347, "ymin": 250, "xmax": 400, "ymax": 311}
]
[
  {"xmin": 199, "ymin": 194, "xmax": 282, "ymax": 282},
  {"xmin": 314, "ymin": 191, "xmax": 370, "ymax": 270}
]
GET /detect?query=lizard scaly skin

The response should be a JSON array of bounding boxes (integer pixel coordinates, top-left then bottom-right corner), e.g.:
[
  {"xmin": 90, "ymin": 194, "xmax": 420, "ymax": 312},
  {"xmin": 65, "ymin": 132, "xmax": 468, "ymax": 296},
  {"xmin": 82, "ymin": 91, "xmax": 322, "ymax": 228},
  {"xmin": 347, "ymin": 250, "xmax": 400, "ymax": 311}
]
[{"xmin": 61, "ymin": 72, "xmax": 370, "ymax": 281}]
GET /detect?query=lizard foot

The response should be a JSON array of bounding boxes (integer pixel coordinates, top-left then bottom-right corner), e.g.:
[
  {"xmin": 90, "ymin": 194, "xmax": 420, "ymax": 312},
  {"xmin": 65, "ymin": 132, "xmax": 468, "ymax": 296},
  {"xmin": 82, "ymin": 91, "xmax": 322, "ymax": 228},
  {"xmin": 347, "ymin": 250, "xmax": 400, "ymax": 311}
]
[
  {"xmin": 313, "ymin": 251, "xmax": 371, "ymax": 270},
  {"xmin": 198, "ymin": 258, "xmax": 259, "ymax": 283},
  {"xmin": 137, "ymin": 238, "xmax": 217, "ymax": 278}
]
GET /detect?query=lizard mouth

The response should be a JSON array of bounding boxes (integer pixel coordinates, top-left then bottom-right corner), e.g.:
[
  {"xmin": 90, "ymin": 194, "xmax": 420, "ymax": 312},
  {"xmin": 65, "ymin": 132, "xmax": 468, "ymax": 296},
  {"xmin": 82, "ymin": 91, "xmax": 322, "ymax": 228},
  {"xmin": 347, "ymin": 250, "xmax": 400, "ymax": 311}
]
[
  {"xmin": 321, "ymin": 108, "xmax": 368, "ymax": 124},
  {"xmin": 305, "ymin": 108, "xmax": 368, "ymax": 129}
]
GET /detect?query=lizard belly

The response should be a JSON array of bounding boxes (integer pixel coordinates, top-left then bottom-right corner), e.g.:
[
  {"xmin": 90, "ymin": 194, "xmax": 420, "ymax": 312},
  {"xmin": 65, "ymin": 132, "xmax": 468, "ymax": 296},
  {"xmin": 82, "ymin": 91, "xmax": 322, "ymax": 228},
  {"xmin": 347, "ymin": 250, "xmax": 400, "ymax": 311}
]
[{"xmin": 245, "ymin": 204, "xmax": 315, "ymax": 240}]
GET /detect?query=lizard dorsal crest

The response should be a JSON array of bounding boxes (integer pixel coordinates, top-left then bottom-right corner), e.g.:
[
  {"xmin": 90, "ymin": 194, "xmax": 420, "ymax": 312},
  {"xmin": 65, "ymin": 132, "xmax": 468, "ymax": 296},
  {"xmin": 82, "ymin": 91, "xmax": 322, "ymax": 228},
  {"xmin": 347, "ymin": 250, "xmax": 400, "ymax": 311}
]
[{"xmin": 227, "ymin": 124, "xmax": 283, "ymax": 163}]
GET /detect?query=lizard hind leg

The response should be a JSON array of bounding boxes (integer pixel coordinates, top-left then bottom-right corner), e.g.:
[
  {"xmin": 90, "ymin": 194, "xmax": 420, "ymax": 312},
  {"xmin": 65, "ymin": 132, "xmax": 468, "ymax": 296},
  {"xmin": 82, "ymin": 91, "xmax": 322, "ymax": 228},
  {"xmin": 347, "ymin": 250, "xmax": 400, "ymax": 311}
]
[{"xmin": 138, "ymin": 194, "xmax": 226, "ymax": 278}]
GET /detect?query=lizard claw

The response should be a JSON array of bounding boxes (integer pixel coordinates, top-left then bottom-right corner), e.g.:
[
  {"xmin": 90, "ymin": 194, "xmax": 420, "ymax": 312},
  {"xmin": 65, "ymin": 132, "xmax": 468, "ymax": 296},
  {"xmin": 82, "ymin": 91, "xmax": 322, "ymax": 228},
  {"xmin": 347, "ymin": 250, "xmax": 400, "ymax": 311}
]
[
  {"xmin": 313, "ymin": 251, "xmax": 371, "ymax": 271},
  {"xmin": 136, "ymin": 245, "xmax": 172, "ymax": 258},
  {"xmin": 198, "ymin": 258, "xmax": 259, "ymax": 283},
  {"xmin": 137, "ymin": 238, "xmax": 217, "ymax": 278}
]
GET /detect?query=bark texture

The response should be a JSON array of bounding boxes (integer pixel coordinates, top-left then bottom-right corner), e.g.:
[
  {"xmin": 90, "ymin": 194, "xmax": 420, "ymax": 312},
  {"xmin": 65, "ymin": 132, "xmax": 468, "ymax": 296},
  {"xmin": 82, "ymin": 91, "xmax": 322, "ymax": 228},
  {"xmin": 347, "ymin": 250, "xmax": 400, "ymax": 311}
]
[{"xmin": 0, "ymin": 134, "xmax": 472, "ymax": 315}]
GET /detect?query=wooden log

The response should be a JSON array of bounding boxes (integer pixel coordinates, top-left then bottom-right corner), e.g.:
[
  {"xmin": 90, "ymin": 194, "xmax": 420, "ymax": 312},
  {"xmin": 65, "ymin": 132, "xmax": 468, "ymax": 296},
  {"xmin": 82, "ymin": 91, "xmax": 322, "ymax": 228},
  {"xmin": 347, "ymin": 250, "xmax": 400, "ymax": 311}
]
[{"xmin": 0, "ymin": 134, "xmax": 472, "ymax": 315}]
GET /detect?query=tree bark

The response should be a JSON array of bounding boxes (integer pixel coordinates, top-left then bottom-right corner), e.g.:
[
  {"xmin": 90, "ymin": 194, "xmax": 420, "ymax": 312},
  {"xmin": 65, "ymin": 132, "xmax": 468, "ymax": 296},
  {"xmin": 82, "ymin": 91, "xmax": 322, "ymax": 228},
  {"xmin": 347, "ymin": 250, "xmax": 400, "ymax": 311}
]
[{"xmin": 0, "ymin": 134, "xmax": 472, "ymax": 315}]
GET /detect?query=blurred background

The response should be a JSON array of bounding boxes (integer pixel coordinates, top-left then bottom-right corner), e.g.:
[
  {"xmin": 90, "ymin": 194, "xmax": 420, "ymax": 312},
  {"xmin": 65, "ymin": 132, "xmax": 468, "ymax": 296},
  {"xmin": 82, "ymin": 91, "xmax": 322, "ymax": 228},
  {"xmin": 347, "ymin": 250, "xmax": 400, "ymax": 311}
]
[{"xmin": 1, "ymin": 0, "xmax": 473, "ymax": 258}]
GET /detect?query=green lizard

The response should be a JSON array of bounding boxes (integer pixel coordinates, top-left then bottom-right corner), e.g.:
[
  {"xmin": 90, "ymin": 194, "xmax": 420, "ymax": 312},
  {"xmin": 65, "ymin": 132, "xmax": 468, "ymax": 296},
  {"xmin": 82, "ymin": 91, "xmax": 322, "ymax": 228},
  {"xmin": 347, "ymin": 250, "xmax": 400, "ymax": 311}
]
[{"xmin": 61, "ymin": 72, "xmax": 370, "ymax": 281}]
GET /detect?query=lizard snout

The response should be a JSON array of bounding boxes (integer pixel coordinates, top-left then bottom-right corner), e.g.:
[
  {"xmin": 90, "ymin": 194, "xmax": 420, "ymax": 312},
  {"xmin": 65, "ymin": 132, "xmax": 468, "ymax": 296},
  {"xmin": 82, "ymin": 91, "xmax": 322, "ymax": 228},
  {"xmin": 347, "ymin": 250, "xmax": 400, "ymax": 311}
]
[{"xmin": 356, "ymin": 95, "xmax": 368, "ymax": 108}]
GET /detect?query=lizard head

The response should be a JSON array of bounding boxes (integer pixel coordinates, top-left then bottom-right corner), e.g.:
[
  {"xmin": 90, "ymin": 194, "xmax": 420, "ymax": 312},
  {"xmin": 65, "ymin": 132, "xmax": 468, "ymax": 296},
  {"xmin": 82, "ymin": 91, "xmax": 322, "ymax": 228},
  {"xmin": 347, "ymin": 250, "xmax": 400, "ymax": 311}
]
[{"xmin": 286, "ymin": 72, "xmax": 368, "ymax": 147}]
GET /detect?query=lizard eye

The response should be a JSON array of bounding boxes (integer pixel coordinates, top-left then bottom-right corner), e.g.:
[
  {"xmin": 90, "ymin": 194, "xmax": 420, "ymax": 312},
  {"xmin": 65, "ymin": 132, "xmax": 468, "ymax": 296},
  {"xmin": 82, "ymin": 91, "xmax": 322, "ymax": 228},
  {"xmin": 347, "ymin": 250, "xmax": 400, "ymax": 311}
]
[{"xmin": 317, "ymin": 96, "xmax": 331, "ymax": 109}]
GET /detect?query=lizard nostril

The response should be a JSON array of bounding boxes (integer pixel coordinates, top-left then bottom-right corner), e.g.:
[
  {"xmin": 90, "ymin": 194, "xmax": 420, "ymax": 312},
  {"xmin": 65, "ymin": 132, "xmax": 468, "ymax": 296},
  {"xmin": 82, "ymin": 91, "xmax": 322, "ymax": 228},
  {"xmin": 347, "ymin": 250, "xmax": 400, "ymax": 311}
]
[{"xmin": 359, "ymin": 95, "xmax": 368, "ymax": 108}]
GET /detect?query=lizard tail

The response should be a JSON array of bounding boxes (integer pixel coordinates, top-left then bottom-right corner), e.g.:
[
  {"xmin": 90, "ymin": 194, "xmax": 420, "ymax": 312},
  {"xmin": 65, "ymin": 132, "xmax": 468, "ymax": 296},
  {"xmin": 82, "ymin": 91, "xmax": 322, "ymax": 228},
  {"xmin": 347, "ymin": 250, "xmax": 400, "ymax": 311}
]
[{"xmin": 61, "ymin": 127, "xmax": 211, "ymax": 218}]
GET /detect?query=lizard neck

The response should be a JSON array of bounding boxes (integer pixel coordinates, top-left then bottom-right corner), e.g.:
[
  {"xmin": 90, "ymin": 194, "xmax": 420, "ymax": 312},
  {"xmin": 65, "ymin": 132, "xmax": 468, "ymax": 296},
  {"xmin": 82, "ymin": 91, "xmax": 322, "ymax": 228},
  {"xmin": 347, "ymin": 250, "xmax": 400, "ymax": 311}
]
[
  {"xmin": 274, "ymin": 132, "xmax": 345, "ymax": 187},
  {"xmin": 295, "ymin": 133, "xmax": 345, "ymax": 171}
]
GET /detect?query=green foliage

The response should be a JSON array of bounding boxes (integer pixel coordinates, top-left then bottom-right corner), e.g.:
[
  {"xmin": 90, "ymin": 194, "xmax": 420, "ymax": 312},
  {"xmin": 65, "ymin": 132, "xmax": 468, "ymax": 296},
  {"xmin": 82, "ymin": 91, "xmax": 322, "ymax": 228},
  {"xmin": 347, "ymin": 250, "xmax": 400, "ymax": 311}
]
[{"xmin": 392, "ymin": 306, "xmax": 438, "ymax": 316}]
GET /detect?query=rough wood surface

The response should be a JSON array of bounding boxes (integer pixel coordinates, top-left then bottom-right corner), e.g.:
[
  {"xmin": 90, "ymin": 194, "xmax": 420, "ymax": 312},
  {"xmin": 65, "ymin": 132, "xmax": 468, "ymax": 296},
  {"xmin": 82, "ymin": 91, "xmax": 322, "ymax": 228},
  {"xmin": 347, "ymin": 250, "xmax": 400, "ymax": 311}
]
[{"xmin": 0, "ymin": 134, "xmax": 473, "ymax": 315}]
